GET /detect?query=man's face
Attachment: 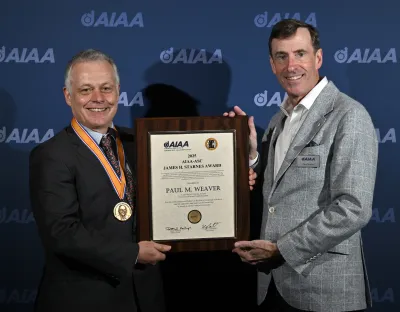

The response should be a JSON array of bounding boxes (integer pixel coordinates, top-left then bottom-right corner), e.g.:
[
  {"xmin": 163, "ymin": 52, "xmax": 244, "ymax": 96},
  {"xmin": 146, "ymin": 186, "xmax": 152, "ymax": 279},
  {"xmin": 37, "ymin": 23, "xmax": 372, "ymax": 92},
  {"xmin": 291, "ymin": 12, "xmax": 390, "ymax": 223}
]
[
  {"xmin": 269, "ymin": 27, "xmax": 322, "ymax": 104},
  {"xmin": 119, "ymin": 206, "xmax": 127, "ymax": 217},
  {"xmin": 63, "ymin": 60, "xmax": 119, "ymax": 133}
]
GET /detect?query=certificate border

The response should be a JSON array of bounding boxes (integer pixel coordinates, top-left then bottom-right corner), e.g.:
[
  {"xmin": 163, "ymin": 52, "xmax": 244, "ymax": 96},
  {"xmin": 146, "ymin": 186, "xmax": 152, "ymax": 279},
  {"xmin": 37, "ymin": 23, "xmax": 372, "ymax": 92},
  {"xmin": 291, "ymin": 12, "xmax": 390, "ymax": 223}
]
[{"xmin": 148, "ymin": 130, "xmax": 237, "ymax": 241}]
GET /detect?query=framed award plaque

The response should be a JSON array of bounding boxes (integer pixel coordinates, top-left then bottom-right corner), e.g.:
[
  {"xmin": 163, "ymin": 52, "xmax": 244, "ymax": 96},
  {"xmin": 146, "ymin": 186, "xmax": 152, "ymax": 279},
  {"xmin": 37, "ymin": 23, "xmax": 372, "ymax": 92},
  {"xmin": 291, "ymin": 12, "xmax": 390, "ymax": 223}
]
[{"xmin": 135, "ymin": 116, "xmax": 250, "ymax": 252}]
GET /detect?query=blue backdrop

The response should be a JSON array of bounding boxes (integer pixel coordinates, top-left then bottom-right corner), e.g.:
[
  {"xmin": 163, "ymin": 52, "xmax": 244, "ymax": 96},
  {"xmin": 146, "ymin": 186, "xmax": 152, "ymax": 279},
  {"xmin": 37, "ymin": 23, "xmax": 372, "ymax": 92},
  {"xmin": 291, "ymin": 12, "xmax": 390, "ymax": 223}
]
[{"xmin": 0, "ymin": 0, "xmax": 398, "ymax": 311}]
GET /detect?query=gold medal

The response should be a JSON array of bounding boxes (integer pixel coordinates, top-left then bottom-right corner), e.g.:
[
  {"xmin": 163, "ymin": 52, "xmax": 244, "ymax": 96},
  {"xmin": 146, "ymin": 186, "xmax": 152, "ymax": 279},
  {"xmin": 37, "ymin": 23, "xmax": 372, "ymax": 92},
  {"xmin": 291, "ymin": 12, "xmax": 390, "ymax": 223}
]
[
  {"xmin": 187, "ymin": 210, "xmax": 202, "ymax": 224},
  {"xmin": 113, "ymin": 202, "xmax": 132, "ymax": 221}
]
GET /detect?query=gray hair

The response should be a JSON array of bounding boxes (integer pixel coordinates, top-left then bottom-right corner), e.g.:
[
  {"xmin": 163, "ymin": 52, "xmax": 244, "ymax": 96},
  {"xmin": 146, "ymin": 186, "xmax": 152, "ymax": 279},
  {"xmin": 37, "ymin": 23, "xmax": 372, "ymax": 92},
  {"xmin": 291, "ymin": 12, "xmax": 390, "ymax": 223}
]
[{"xmin": 64, "ymin": 49, "xmax": 120, "ymax": 92}]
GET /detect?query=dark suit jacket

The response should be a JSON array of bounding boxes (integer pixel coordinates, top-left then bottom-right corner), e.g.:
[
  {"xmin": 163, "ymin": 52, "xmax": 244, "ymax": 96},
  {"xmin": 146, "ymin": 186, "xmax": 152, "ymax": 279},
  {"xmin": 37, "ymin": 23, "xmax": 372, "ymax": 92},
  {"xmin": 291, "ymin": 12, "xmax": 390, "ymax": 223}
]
[{"xmin": 29, "ymin": 125, "xmax": 165, "ymax": 312}]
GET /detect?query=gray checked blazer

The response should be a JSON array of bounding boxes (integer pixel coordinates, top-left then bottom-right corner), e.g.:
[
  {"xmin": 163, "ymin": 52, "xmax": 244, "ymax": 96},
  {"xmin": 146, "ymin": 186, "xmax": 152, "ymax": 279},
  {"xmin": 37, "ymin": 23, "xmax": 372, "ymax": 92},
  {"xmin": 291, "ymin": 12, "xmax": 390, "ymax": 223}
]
[{"xmin": 254, "ymin": 81, "xmax": 378, "ymax": 311}]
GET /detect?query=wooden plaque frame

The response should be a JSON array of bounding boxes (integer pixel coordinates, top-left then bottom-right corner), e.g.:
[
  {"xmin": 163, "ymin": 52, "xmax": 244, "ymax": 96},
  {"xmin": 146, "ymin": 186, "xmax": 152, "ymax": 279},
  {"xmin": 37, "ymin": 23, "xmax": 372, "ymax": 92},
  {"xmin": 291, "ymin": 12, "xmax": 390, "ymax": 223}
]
[{"xmin": 135, "ymin": 116, "xmax": 250, "ymax": 252}]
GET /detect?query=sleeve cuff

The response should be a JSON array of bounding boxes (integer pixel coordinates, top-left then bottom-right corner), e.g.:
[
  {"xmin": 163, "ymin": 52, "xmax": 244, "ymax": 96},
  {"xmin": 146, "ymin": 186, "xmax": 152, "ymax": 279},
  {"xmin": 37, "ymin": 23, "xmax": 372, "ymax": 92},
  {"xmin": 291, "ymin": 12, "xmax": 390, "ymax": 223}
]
[
  {"xmin": 277, "ymin": 235, "xmax": 312, "ymax": 276},
  {"xmin": 249, "ymin": 152, "xmax": 259, "ymax": 168}
]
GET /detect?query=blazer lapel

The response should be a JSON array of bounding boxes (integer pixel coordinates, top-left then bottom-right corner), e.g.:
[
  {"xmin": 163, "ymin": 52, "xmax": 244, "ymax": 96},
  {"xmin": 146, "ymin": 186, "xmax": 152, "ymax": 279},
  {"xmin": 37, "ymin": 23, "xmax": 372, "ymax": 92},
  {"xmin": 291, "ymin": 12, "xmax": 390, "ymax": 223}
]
[
  {"xmin": 116, "ymin": 127, "xmax": 136, "ymax": 178},
  {"xmin": 263, "ymin": 111, "xmax": 286, "ymax": 193},
  {"xmin": 271, "ymin": 81, "xmax": 338, "ymax": 188},
  {"xmin": 66, "ymin": 126, "xmax": 103, "ymax": 167}
]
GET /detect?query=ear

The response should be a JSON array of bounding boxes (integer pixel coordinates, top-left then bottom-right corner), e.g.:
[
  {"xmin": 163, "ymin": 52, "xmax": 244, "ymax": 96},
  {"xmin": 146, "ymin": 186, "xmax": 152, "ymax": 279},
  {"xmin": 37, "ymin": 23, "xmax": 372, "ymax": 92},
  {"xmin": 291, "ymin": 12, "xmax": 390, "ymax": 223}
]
[
  {"xmin": 269, "ymin": 55, "xmax": 277, "ymax": 75},
  {"xmin": 63, "ymin": 87, "xmax": 72, "ymax": 107},
  {"xmin": 315, "ymin": 48, "xmax": 323, "ymax": 70}
]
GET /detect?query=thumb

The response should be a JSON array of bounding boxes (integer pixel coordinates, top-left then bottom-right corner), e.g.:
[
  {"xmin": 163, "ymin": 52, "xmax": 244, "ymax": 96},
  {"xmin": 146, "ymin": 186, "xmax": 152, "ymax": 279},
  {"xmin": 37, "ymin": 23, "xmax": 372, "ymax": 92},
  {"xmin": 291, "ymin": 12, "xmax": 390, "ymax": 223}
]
[
  {"xmin": 153, "ymin": 242, "xmax": 171, "ymax": 252},
  {"xmin": 234, "ymin": 241, "xmax": 252, "ymax": 248},
  {"xmin": 248, "ymin": 116, "xmax": 256, "ymax": 134}
]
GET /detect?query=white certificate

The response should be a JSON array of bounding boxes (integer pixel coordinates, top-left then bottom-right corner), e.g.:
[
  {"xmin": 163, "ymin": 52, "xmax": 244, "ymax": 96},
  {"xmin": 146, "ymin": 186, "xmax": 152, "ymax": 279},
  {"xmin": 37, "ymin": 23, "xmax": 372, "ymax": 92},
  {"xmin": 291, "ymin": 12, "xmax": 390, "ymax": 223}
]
[{"xmin": 149, "ymin": 131, "xmax": 235, "ymax": 241}]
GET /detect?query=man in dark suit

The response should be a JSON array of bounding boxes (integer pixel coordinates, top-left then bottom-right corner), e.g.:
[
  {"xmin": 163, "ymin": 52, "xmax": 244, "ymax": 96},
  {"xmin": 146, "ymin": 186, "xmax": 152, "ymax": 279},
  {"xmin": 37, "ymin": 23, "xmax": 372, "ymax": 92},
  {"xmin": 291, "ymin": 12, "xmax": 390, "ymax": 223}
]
[{"xmin": 29, "ymin": 49, "xmax": 171, "ymax": 312}]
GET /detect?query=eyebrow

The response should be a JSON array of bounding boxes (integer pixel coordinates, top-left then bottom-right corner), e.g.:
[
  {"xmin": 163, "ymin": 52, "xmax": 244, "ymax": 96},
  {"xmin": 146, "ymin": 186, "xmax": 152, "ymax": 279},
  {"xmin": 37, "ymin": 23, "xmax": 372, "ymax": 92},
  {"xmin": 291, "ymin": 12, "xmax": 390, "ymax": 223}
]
[
  {"xmin": 78, "ymin": 82, "xmax": 113, "ymax": 88},
  {"xmin": 274, "ymin": 49, "xmax": 307, "ymax": 56}
]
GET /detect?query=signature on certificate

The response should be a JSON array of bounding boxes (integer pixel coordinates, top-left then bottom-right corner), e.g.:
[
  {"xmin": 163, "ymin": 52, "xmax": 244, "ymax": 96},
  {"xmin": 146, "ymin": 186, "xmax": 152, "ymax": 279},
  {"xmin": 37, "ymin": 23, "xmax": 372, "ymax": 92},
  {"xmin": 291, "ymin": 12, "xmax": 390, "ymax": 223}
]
[
  {"xmin": 201, "ymin": 222, "xmax": 221, "ymax": 231},
  {"xmin": 165, "ymin": 226, "xmax": 192, "ymax": 233}
]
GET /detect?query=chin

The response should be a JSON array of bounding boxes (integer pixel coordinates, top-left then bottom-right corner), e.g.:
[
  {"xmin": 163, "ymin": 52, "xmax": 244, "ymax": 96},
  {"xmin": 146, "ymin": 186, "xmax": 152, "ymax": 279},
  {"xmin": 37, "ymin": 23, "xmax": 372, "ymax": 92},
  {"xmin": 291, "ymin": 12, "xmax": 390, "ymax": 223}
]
[{"xmin": 286, "ymin": 85, "xmax": 306, "ymax": 95}]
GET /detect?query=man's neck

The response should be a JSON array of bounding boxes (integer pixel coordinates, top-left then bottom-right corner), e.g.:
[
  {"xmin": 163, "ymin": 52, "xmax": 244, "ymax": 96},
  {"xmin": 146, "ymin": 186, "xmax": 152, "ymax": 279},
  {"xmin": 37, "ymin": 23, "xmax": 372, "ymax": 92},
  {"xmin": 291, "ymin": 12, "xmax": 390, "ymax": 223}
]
[{"xmin": 288, "ymin": 76, "xmax": 323, "ymax": 107}]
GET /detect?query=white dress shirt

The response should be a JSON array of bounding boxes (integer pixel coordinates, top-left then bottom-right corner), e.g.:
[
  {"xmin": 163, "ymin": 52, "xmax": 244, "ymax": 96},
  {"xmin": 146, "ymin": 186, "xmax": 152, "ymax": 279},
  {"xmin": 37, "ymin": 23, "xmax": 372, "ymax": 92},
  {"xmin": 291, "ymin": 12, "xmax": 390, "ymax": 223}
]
[{"xmin": 273, "ymin": 77, "xmax": 328, "ymax": 179}]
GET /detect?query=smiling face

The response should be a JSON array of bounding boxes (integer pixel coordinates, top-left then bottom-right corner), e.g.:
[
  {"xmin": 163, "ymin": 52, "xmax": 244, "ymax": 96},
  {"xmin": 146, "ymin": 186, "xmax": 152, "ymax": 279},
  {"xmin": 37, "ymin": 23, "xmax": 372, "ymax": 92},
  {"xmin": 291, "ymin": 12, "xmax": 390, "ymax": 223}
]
[
  {"xmin": 269, "ymin": 27, "xmax": 322, "ymax": 105},
  {"xmin": 63, "ymin": 60, "xmax": 120, "ymax": 134}
]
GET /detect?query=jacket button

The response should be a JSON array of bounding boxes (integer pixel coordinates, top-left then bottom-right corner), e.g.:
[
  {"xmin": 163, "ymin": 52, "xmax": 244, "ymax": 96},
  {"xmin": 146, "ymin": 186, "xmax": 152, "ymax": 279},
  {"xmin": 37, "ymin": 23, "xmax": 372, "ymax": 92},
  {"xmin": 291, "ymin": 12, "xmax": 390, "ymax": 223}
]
[{"xmin": 269, "ymin": 206, "xmax": 275, "ymax": 213}]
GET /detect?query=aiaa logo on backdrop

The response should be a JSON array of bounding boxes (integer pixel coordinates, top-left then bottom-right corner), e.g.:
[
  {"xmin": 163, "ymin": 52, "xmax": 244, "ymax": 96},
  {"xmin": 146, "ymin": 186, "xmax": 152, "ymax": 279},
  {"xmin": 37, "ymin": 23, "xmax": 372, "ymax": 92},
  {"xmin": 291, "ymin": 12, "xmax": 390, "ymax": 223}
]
[
  {"xmin": 0, "ymin": 207, "xmax": 34, "ymax": 224},
  {"xmin": 371, "ymin": 288, "xmax": 394, "ymax": 303},
  {"xmin": 0, "ymin": 47, "xmax": 55, "ymax": 64},
  {"xmin": 81, "ymin": 11, "xmax": 144, "ymax": 27},
  {"xmin": 334, "ymin": 48, "xmax": 397, "ymax": 63},
  {"xmin": 371, "ymin": 208, "xmax": 396, "ymax": 223},
  {"xmin": 118, "ymin": 92, "xmax": 144, "ymax": 107},
  {"xmin": 0, "ymin": 289, "xmax": 36, "ymax": 304},
  {"xmin": 376, "ymin": 128, "xmax": 396, "ymax": 143},
  {"xmin": 0, "ymin": 127, "xmax": 54, "ymax": 144},
  {"xmin": 254, "ymin": 12, "xmax": 317, "ymax": 28},
  {"xmin": 254, "ymin": 90, "xmax": 287, "ymax": 107},
  {"xmin": 160, "ymin": 48, "xmax": 223, "ymax": 64}
]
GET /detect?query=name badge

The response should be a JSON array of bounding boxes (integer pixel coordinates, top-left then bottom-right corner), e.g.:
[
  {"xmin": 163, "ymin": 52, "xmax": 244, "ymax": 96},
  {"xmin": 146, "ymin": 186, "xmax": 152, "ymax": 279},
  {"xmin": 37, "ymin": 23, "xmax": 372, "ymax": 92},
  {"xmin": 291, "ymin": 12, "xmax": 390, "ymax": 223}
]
[{"xmin": 296, "ymin": 155, "xmax": 320, "ymax": 168}]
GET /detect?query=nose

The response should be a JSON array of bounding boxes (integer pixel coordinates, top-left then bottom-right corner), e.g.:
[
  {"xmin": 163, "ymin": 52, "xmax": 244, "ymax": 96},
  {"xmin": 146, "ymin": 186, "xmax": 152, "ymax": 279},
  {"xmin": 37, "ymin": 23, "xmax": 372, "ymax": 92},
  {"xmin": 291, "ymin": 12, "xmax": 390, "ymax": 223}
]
[
  {"xmin": 287, "ymin": 55, "xmax": 298, "ymax": 72},
  {"xmin": 91, "ymin": 88, "xmax": 105, "ymax": 102}
]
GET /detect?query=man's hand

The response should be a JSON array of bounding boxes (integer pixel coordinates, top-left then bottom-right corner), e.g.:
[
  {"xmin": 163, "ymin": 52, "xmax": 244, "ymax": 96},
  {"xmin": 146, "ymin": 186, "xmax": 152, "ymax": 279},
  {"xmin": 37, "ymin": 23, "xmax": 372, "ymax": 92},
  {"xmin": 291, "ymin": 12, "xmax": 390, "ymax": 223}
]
[
  {"xmin": 249, "ymin": 168, "xmax": 257, "ymax": 191},
  {"xmin": 223, "ymin": 106, "xmax": 257, "ymax": 160},
  {"xmin": 232, "ymin": 240, "xmax": 279, "ymax": 264},
  {"xmin": 137, "ymin": 241, "xmax": 171, "ymax": 265}
]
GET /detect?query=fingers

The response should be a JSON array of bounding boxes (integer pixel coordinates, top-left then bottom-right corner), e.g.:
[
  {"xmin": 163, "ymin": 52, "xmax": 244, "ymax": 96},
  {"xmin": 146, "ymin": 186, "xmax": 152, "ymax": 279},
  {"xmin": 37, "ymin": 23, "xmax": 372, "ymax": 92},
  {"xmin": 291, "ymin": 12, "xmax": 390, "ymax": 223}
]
[
  {"xmin": 249, "ymin": 168, "xmax": 257, "ymax": 181},
  {"xmin": 233, "ymin": 247, "xmax": 255, "ymax": 263},
  {"xmin": 156, "ymin": 252, "xmax": 166, "ymax": 262},
  {"xmin": 249, "ymin": 168, "xmax": 257, "ymax": 191},
  {"xmin": 233, "ymin": 106, "xmax": 247, "ymax": 116},
  {"xmin": 137, "ymin": 241, "xmax": 171, "ymax": 265},
  {"xmin": 232, "ymin": 248, "xmax": 249, "ymax": 262},
  {"xmin": 223, "ymin": 106, "xmax": 247, "ymax": 117}
]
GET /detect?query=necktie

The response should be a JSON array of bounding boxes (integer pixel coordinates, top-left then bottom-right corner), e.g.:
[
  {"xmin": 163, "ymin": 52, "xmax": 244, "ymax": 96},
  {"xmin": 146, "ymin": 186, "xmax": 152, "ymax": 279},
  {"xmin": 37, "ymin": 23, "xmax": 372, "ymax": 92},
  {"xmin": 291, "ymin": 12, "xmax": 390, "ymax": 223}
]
[{"xmin": 100, "ymin": 131, "xmax": 135, "ymax": 211}]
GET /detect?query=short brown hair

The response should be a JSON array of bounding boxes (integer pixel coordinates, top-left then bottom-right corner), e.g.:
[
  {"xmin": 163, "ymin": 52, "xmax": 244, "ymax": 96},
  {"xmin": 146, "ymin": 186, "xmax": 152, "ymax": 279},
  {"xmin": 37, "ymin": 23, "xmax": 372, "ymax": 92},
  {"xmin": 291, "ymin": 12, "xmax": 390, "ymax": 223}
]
[{"xmin": 268, "ymin": 19, "xmax": 320, "ymax": 55}]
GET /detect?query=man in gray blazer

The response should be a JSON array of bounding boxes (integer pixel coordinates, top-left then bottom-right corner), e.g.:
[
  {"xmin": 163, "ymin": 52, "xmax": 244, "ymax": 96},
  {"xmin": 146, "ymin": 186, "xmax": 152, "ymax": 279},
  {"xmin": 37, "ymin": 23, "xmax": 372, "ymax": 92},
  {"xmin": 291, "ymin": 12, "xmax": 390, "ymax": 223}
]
[{"xmin": 227, "ymin": 19, "xmax": 378, "ymax": 311}]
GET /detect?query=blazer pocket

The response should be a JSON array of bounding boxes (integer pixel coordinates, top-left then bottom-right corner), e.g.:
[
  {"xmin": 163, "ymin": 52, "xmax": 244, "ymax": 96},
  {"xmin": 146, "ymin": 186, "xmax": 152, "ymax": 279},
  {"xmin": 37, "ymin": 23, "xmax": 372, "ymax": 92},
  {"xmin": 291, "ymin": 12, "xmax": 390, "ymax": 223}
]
[
  {"xmin": 304, "ymin": 140, "xmax": 320, "ymax": 148},
  {"xmin": 301, "ymin": 144, "xmax": 324, "ymax": 153},
  {"xmin": 327, "ymin": 241, "xmax": 350, "ymax": 256}
]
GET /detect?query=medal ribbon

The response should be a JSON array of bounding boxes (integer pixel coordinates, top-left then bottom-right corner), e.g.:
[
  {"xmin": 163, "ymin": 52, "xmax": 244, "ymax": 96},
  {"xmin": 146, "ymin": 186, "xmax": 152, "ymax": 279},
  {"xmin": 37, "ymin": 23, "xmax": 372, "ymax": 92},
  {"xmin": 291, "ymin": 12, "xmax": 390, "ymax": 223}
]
[{"xmin": 71, "ymin": 117, "xmax": 127, "ymax": 199}]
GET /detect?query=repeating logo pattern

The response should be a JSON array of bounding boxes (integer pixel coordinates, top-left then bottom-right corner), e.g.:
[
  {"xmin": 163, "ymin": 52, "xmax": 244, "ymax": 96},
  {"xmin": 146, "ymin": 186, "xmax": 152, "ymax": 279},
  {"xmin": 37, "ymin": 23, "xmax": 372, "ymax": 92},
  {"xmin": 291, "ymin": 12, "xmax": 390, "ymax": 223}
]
[{"xmin": 81, "ymin": 11, "xmax": 144, "ymax": 27}]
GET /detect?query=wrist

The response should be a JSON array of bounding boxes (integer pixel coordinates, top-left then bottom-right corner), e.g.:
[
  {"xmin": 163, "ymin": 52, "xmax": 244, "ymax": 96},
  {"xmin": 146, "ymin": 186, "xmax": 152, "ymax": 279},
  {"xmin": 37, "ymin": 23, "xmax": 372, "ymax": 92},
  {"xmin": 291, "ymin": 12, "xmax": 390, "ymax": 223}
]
[{"xmin": 249, "ymin": 151, "xmax": 258, "ymax": 160}]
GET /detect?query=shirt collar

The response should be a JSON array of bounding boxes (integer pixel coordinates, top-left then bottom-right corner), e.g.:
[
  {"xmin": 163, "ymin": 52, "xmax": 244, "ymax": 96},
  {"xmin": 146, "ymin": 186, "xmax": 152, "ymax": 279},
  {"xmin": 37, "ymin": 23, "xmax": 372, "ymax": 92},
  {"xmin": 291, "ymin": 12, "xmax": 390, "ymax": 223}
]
[
  {"xmin": 81, "ymin": 122, "xmax": 115, "ymax": 145},
  {"xmin": 280, "ymin": 76, "xmax": 328, "ymax": 116}
]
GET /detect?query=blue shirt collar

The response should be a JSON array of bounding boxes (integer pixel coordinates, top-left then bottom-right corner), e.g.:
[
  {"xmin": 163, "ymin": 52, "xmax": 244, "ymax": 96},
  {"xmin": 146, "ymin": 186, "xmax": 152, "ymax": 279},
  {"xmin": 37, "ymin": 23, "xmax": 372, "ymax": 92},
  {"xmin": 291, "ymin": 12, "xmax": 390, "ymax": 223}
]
[{"xmin": 81, "ymin": 122, "xmax": 115, "ymax": 145}]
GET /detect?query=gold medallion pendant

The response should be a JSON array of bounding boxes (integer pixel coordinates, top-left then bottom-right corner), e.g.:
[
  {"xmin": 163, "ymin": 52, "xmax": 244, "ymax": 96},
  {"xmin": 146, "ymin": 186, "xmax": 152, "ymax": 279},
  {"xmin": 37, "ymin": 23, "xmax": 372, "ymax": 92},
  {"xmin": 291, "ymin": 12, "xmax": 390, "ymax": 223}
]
[{"xmin": 113, "ymin": 202, "xmax": 132, "ymax": 221}]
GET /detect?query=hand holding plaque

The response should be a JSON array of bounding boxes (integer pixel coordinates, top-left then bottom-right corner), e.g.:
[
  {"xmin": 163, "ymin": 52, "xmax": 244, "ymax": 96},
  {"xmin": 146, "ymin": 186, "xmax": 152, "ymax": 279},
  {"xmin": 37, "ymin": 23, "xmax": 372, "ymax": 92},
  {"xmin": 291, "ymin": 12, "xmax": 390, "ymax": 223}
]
[{"xmin": 223, "ymin": 105, "xmax": 258, "ymax": 161}]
